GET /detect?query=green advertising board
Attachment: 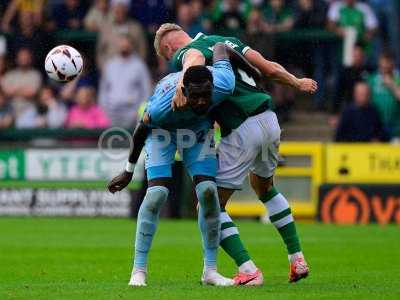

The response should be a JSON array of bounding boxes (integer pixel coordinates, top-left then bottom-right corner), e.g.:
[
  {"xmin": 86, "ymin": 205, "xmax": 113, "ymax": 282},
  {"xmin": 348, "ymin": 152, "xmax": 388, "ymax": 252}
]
[
  {"xmin": 0, "ymin": 149, "xmax": 141, "ymax": 190},
  {"xmin": 0, "ymin": 150, "xmax": 25, "ymax": 180}
]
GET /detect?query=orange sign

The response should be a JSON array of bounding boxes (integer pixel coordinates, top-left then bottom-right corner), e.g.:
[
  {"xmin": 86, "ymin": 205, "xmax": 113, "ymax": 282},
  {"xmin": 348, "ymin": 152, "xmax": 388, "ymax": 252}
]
[{"xmin": 319, "ymin": 185, "xmax": 400, "ymax": 224}]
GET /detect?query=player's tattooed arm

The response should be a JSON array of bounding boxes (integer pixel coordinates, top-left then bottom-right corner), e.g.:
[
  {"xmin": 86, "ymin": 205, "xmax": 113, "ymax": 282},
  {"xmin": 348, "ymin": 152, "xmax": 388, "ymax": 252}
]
[
  {"xmin": 244, "ymin": 49, "xmax": 318, "ymax": 94},
  {"xmin": 107, "ymin": 116, "xmax": 150, "ymax": 193}
]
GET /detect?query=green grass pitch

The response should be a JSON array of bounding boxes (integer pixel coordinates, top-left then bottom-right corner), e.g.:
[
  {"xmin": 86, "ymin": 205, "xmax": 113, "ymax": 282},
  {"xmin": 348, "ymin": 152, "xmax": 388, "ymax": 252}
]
[{"xmin": 0, "ymin": 217, "xmax": 399, "ymax": 300}]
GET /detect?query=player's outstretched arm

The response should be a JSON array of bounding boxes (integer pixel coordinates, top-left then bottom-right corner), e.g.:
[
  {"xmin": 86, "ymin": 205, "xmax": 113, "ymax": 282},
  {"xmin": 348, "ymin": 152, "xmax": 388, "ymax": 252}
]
[
  {"xmin": 244, "ymin": 49, "xmax": 318, "ymax": 94},
  {"xmin": 107, "ymin": 118, "xmax": 150, "ymax": 193}
]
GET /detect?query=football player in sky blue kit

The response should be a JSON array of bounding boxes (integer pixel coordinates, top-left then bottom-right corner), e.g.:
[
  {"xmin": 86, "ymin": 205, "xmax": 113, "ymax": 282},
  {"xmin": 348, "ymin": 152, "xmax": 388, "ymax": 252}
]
[{"xmin": 108, "ymin": 43, "xmax": 244, "ymax": 286}]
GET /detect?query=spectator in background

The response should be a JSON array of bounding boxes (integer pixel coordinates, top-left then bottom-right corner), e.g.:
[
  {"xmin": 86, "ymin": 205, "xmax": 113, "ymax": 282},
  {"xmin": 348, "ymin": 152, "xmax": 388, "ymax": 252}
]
[
  {"xmin": 0, "ymin": 91, "xmax": 14, "ymax": 129},
  {"xmin": 334, "ymin": 44, "xmax": 371, "ymax": 113},
  {"xmin": 84, "ymin": 0, "xmax": 110, "ymax": 32},
  {"xmin": 99, "ymin": 34, "xmax": 151, "ymax": 128},
  {"xmin": 261, "ymin": 0, "xmax": 294, "ymax": 34},
  {"xmin": 368, "ymin": 52, "xmax": 400, "ymax": 139},
  {"xmin": 213, "ymin": 0, "xmax": 251, "ymax": 37},
  {"xmin": 313, "ymin": 0, "xmax": 377, "ymax": 110},
  {"xmin": 326, "ymin": 0, "xmax": 378, "ymax": 110},
  {"xmin": 246, "ymin": 0, "xmax": 294, "ymax": 121},
  {"xmin": 16, "ymin": 85, "xmax": 67, "ymax": 128},
  {"xmin": 245, "ymin": 8, "xmax": 275, "ymax": 59},
  {"xmin": 246, "ymin": 0, "xmax": 293, "ymax": 61},
  {"xmin": 0, "ymin": 47, "xmax": 42, "ymax": 122},
  {"xmin": 367, "ymin": 0, "xmax": 400, "ymax": 67},
  {"xmin": 11, "ymin": 11, "xmax": 47, "ymax": 65},
  {"xmin": 176, "ymin": 2, "xmax": 205, "ymax": 38},
  {"xmin": 190, "ymin": 0, "xmax": 213, "ymax": 33},
  {"xmin": 246, "ymin": 8, "xmax": 264, "ymax": 34},
  {"xmin": 293, "ymin": 0, "xmax": 327, "ymax": 109},
  {"xmin": 130, "ymin": 0, "xmax": 171, "ymax": 34},
  {"xmin": 97, "ymin": 0, "xmax": 147, "ymax": 69},
  {"xmin": 294, "ymin": 0, "xmax": 327, "ymax": 29},
  {"xmin": 65, "ymin": 86, "xmax": 110, "ymax": 129},
  {"xmin": 1, "ymin": 0, "xmax": 44, "ymax": 32},
  {"xmin": 327, "ymin": 0, "xmax": 378, "ymax": 47},
  {"xmin": 59, "ymin": 52, "xmax": 99, "ymax": 105},
  {"xmin": 52, "ymin": 0, "xmax": 86, "ymax": 30},
  {"xmin": 335, "ymin": 82, "xmax": 386, "ymax": 142}
]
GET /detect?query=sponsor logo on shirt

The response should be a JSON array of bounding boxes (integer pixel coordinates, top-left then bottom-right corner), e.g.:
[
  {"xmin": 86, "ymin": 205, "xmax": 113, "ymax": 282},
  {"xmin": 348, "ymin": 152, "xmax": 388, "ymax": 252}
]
[{"xmin": 207, "ymin": 41, "xmax": 239, "ymax": 53}]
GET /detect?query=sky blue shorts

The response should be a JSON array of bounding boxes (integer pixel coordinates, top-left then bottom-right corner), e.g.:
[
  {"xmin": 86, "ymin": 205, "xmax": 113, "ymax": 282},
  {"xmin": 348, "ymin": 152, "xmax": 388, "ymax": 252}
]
[{"xmin": 144, "ymin": 127, "xmax": 216, "ymax": 180}]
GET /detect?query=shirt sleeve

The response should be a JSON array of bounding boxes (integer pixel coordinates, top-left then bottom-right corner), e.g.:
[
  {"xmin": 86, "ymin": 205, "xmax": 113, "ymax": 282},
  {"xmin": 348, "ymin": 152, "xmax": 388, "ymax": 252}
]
[
  {"xmin": 145, "ymin": 94, "xmax": 168, "ymax": 127},
  {"xmin": 327, "ymin": 2, "xmax": 340, "ymax": 22},
  {"xmin": 144, "ymin": 98, "xmax": 157, "ymax": 126},
  {"xmin": 227, "ymin": 37, "xmax": 251, "ymax": 56},
  {"xmin": 211, "ymin": 59, "xmax": 235, "ymax": 103},
  {"xmin": 359, "ymin": 3, "xmax": 377, "ymax": 30}
]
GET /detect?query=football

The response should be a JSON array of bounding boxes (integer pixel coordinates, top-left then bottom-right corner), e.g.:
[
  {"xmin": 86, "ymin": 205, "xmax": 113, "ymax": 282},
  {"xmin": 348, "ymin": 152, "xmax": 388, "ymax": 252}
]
[{"xmin": 45, "ymin": 45, "xmax": 83, "ymax": 82}]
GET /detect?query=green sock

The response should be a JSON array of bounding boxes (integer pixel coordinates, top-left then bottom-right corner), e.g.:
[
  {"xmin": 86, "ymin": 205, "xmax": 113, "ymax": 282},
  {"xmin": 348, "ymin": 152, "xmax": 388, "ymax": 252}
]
[
  {"xmin": 219, "ymin": 208, "xmax": 251, "ymax": 266},
  {"xmin": 260, "ymin": 187, "xmax": 301, "ymax": 254}
]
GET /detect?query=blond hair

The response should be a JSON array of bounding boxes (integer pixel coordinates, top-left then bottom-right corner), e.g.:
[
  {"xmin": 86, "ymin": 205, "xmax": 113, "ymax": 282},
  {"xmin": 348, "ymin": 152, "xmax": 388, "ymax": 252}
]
[{"xmin": 154, "ymin": 23, "xmax": 183, "ymax": 57}]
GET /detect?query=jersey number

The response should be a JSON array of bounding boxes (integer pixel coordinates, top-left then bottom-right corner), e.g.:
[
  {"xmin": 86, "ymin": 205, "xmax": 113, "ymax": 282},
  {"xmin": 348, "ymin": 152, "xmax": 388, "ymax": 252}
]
[
  {"xmin": 196, "ymin": 130, "xmax": 215, "ymax": 148},
  {"xmin": 238, "ymin": 69, "xmax": 256, "ymax": 87}
]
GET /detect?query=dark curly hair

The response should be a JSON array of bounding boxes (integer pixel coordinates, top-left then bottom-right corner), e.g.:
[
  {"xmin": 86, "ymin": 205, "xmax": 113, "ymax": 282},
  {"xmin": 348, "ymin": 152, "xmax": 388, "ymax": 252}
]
[{"xmin": 183, "ymin": 65, "xmax": 213, "ymax": 88}]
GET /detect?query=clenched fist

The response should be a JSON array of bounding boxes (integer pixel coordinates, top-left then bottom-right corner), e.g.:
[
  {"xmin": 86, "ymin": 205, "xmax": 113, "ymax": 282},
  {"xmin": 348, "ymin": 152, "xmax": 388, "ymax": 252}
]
[{"xmin": 107, "ymin": 171, "xmax": 133, "ymax": 193}]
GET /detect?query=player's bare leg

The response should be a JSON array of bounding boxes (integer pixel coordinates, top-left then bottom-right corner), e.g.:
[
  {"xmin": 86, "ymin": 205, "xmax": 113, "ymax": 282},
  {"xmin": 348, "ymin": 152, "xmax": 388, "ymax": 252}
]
[
  {"xmin": 218, "ymin": 187, "xmax": 264, "ymax": 286},
  {"xmin": 249, "ymin": 173, "xmax": 309, "ymax": 282}
]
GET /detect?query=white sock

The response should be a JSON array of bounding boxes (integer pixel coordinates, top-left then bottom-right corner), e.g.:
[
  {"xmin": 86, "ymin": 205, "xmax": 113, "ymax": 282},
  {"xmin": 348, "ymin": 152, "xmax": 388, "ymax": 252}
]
[
  {"xmin": 288, "ymin": 251, "xmax": 304, "ymax": 262},
  {"xmin": 239, "ymin": 260, "xmax": 257, "ymax": 273},
  {"xmin": 132, "ymin": 267, "xmax": 146, "ymax": 275},
  {"xmin": 203, "ymin": 265, "xmax": 217, "ymax": 276}
]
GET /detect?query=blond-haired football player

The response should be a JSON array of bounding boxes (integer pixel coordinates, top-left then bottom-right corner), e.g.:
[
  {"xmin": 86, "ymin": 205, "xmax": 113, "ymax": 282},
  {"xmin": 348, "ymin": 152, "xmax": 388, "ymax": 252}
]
[{"xmin": 153, "ymin": 23, "xmax": 317, "ymax": 285}]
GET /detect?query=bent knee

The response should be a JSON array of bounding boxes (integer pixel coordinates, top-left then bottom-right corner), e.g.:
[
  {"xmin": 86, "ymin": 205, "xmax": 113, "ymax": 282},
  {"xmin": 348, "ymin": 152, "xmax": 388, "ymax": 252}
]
[
  {"xmin": 250, "ymin": 173, "xmax": 274, "ymax": 198},
  {"xmin": 196, "ymin": 181, "xmax": 219, "ymax": 217},
  {"xmin": 142, "ymin": 186, "xmax": 169, "ymax": 214}
]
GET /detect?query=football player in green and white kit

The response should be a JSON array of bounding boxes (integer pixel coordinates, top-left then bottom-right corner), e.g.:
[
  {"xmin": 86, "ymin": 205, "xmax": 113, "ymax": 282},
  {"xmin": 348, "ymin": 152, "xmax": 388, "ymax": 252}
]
[{"xmin": 153, "ymin": 23, "xmax": 317, "ymax": 285}]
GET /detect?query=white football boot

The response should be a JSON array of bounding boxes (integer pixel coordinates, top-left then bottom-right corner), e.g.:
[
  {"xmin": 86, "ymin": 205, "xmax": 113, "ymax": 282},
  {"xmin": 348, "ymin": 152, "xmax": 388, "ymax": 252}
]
[
  {"xmin": 128, "ymin": 269, "xmax": 147, "ymax": 286},
  {"xmin": 201, "ymin": 270, "xmax": 235, "ymax": 286}
]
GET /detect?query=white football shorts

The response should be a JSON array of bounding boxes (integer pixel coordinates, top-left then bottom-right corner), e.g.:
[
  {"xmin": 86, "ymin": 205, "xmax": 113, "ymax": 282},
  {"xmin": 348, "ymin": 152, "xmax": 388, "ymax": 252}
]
[{"xmin": 216, "ymin": 110, "xmax": 281, "ymax": 189}]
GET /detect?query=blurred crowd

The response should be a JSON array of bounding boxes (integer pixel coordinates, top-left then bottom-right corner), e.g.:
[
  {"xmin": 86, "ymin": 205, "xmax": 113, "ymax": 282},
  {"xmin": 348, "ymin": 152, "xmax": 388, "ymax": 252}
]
[{"xmin": 0, "ymin": 0, "xmax": 399, "ymax": 142}]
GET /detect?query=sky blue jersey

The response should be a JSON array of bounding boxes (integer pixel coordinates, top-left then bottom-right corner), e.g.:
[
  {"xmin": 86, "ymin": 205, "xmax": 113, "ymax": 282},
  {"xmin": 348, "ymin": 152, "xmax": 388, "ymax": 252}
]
[{"xmin": 145, "ymin": 59, "xmax": 235, "ymax": 132}]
